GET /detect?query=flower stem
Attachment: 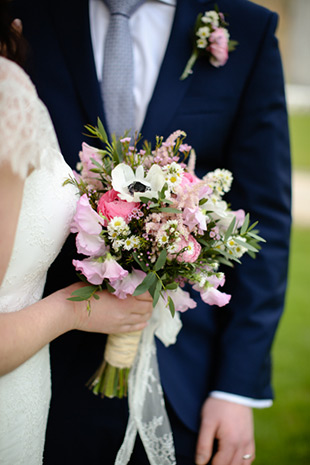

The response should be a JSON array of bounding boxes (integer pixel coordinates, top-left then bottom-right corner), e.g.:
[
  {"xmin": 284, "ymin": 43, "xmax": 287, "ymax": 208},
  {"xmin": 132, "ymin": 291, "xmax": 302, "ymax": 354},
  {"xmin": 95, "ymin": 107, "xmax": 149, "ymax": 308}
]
[{"xmin": 180, "ymin": 50, "xmax": 199, "ymax": 81}]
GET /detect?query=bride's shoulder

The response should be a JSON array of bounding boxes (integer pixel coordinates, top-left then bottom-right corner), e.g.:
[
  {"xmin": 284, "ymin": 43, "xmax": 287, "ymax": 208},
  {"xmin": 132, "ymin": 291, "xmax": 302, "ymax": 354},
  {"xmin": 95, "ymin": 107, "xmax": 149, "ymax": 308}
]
[{"xmin": 0, "ymin": 56, "xmax": 36, "ymax": 97}]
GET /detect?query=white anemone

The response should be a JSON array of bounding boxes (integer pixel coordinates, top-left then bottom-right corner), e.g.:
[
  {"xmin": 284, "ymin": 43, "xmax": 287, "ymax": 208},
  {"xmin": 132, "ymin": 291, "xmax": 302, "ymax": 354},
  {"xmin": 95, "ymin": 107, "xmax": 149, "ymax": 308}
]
[{"xmin": 111, "ymin": 163, "xmax": 166, "ymax": 202}]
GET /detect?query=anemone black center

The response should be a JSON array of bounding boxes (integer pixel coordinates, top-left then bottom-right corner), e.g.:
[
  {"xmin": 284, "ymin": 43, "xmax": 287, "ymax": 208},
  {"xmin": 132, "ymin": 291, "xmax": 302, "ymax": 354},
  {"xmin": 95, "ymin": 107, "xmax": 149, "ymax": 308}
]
[{"xmin": 128, "ymin": 181, "xmax": 151, "ymax": 194}]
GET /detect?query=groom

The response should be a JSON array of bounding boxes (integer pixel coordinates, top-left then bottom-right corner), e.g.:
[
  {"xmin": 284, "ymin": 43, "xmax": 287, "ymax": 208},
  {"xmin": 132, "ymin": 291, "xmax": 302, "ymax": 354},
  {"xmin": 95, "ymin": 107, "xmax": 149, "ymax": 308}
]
[{"xmin": 13, "ymin": 0, "xmax": 291, "ymax": 464}]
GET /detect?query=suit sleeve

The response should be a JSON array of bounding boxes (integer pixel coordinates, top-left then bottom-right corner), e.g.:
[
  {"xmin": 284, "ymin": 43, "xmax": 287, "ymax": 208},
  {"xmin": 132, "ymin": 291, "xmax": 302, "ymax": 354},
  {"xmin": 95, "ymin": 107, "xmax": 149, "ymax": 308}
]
[{"xmin": 213, "ymin": 12, "xmax": 291, "ymax": 400}]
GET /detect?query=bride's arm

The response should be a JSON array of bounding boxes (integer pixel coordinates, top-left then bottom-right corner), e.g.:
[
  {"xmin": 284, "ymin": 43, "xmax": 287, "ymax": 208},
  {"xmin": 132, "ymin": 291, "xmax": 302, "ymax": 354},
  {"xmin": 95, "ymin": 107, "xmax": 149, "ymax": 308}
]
[
  {"xmin": 0, "ymin": 163, "xmax": 152, "ymax": 376},
  {"xmin": 0, "ymin": 281, "xmax": 152, "ymax": 376}
]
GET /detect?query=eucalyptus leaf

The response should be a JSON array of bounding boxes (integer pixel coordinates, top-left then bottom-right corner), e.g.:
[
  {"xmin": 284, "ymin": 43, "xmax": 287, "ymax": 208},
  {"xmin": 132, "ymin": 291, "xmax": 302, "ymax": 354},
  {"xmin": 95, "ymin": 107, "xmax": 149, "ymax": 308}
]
[
  {"xmin": 240, "ymin": 213, "xmax": 250, "ymax": 235},
  {"xmin": 168, "ymin": 296, "xmax": 175, "ymax": 317},
  {"xmin": 133, "ymin": 272, "xmax": 157, "ymax": 296},
  {"xmin": 224, "ymin": 216, "xmax": 237, "ymax": 242},
  {"xmin": 154, "ymin": 249, "xmax": 167, "ymax": 271}
]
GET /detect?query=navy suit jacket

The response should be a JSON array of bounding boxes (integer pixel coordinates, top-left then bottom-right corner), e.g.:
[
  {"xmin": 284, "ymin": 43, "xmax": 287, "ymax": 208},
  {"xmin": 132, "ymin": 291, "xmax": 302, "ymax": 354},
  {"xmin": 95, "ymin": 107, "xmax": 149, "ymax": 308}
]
[{"xmin": 13, "ymin": 0, "xmax": 291, "ymax": 432}]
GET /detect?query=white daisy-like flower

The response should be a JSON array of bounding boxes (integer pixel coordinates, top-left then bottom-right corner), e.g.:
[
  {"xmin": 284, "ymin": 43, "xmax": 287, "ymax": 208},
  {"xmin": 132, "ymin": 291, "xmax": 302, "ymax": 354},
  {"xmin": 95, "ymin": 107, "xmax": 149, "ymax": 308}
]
[
  {"xmin": 111, "ymin": 163, "xmax": 166, "ymax": 202},
  {"xmin": 107, "ymin": 217, "xmax": 130, "ymax": 239},
  {"xmin": 167, "ymin": 242, "xmax": 180, "ymax": 254},
  {"xmin": 162, "ymin": 162, "xmax": 184, "ymax": 192},
  {"xmin": 157, "ymin": 230, "xmax": 169, "ymax": 247},
  {"xmin": 112, "ymin": 239, "xmax": 124, "ymax": 251},
  {"xmin": 197, "ymin": 38, "xmax": 208, "ymax": 49},
  {"xmin": 196, "ymin": 26, "xmax": 211, "ymax": 39},
  {"xmin": 202, "ymin": 11, "xmax": 219, "ymax": 27},
  {"xmin": 123, "ymin": 236, "xmax": 137, "ymax": 251}
]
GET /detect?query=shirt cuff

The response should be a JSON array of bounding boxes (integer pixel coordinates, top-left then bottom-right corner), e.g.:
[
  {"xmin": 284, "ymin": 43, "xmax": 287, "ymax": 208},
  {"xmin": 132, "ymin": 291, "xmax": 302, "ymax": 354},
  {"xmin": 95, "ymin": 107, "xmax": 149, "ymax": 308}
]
[{"xmin": 209, "ymin": 391, "xmax": 273, "ymax": 409}]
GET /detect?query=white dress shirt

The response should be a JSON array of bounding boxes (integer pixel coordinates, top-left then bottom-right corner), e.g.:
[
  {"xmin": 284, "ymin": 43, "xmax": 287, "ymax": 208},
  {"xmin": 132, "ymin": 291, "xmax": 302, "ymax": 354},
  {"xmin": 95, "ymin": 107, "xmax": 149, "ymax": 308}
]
[{"xmin": 89, "ymin": 0, "xmax": 272, "ymax": 409}]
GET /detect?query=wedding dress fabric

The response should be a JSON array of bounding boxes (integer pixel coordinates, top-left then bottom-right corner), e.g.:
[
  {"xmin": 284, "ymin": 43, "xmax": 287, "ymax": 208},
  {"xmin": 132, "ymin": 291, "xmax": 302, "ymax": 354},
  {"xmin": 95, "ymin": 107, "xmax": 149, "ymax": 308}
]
[{"xmin": 0, "ymin": 57, "xmax": 77, "ymax": 465}]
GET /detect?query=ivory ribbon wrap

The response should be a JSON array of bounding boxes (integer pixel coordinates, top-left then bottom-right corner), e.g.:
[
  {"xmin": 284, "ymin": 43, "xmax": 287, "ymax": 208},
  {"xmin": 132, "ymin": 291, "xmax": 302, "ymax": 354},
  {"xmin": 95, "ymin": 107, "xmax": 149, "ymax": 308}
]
[
  {"xmin": 115, "ymin": 294, "xmax": 183, "ymax": 465},
  {"xmin": 105, "ymin": 331, "xmax": 142, "ymax": 368}
]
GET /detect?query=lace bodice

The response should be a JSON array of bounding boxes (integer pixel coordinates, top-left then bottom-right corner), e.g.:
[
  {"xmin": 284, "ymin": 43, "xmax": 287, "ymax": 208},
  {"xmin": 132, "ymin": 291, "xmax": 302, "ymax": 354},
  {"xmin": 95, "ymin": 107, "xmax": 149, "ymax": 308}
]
[{"xmin": 0, "ymin": 57, "xmax": 78, "ymax": 464}]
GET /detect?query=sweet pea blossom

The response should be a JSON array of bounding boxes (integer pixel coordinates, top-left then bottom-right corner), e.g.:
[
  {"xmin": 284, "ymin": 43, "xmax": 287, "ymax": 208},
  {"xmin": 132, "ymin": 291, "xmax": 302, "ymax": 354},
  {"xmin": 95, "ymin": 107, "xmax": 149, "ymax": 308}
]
[
  {"xmin": 72, "ymin": 254, "xmax": 128, "ymax": 286},
  {"xmin": 183, "ymin": 207, "xmax": 207, "ymax": 232},
  {"xmin": 111, "ymin": 163, "xmax": 166, "ymax": 202},
  {"xmin": 71, "ymin": 194, "xmax": 106, "ymax": 256},
  {"xmin": 207, "ymin": 28, "xmax": 229, "ymax": 67},
  {"xmin": 165, "ymin": 287, "xmax": 197, "ymax": 312},
  {"xmin": 199, "ymin": 286, "xmax": 231, "ymax": 307},
  {"xmin": 112, "ymin": 269, "xmax": 146, "ymax": 299},
  {"xmin": 78, "ymin": 143, "xmax": 102, "ymax": 188}
]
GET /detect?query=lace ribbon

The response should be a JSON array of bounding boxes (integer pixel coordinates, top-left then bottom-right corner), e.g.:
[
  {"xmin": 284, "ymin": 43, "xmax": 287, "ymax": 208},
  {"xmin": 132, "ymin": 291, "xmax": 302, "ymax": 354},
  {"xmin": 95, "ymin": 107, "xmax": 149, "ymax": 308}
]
[{"xmin": 115, "ymin": 296, "xmax": 182, "ymax": 465}]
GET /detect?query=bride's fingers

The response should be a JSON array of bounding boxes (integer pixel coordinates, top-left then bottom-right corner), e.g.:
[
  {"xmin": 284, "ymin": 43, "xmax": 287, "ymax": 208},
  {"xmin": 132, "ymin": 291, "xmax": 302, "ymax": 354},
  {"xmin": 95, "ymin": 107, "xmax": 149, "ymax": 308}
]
[{"xmin": 134, "ymin": 292, "xmax": 152, "ymax": 302}]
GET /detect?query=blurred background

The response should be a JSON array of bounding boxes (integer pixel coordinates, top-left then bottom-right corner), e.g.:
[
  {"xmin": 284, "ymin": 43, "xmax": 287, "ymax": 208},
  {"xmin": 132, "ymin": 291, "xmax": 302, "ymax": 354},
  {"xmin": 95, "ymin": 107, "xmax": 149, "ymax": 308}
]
[{"xmin": 251, "ymin": 1, "xmax": 310, "ymax": 464}]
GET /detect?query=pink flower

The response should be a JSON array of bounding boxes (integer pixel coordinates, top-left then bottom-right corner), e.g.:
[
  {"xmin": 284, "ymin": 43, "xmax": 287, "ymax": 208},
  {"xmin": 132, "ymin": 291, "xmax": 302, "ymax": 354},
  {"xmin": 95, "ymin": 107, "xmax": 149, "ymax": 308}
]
[
  {"xmin": 183, "ymin": 207, "xmax": 207, "ymax": 232},
  {"xmin": 112, "ymin": 269, "xmax": 146, "ymax": 299},
  {"xmin": 208, "ymin": 28, "xmax": 229, "ymax": 67},
  {"xmin": 233, "ymin": 209, "xmax": 246, "ymax": 228},
  {"xmin": 97, "ymin": 189, "xmax": 140, "ymax": 225},
  {"xmin": 79, "ymin": 143, "xmax": 102, "ymax": 188},
  {"xmin": 180, "ymin": 172, "xmax": 200, "ymax": 187},
  {"xmin": 75, "ymin": 230, "xmax": 107, "ymax": 256},
  {"xmin": 176, "ymin": 235, "xmax": 201, "ymax": 263},
  {"xmin": 166, "ymin": 287, "xmax": 197, "ymax": 312},
  {"xmin": 71, "ymin": 194, "xmax": 104, "ymax": 235},
  {"xmin": 199, "ymin": 287, "xmax": 231, "ymax": 307},
  {"xmin": 72, "ymin": 255, "xmax": 128, "ymax": 286}
]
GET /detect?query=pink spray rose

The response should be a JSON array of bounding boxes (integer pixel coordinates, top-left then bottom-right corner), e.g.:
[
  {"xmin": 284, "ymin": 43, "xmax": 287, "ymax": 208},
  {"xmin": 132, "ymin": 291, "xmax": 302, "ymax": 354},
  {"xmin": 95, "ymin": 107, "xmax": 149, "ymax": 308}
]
[
  {"xmin": 79, "ymin": 143, "xmax": 102, "ymax": 188},
  {"xmin": 176, "ymin": 235, "xmax": 201, "ymax": 263},
  {"xmin": 208, "ymin": 27, "xmax": 229, "ymax": 67},
  {"xmin": 97, "ymin": 189, "xmax": 140, "ymax": 225}
]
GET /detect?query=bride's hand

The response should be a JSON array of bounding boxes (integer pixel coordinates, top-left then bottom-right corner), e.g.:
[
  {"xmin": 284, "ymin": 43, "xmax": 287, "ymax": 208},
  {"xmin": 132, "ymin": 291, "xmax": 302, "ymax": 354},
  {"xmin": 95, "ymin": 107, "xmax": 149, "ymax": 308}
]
[{"xmin": 64, "ymin": 283, "xmax": 153, "ymax": 334}]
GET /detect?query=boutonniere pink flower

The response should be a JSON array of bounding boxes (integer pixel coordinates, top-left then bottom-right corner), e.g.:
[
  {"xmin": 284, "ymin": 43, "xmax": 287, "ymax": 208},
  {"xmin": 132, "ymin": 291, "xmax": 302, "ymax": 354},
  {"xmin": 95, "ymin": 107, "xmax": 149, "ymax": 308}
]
[{"xmin": 180, "ymin": 7, "xmax": 238, "ymax": 80}]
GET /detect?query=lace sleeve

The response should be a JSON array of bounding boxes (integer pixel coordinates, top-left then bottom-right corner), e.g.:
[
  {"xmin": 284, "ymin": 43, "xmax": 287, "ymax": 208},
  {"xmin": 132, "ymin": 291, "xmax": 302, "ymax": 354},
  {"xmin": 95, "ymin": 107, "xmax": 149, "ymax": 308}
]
[{"xmin": 0, "ymin": 57, "xmax": 59, "ymax": 179}]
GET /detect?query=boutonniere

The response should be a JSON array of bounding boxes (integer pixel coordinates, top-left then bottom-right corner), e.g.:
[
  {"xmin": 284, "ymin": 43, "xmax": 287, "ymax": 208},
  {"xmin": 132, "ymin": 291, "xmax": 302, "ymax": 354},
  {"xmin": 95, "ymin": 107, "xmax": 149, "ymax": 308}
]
[{"xmin": 180, "ymin": 6, "xmax": 238, "ymax": 80}]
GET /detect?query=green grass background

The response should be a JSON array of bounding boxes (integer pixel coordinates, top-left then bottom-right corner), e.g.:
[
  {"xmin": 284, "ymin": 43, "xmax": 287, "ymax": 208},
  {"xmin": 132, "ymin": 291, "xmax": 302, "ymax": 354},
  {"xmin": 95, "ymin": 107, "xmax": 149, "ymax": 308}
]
[{"xmin": 253, "ymin": 113, "xmax": 310, "ymax": 464}]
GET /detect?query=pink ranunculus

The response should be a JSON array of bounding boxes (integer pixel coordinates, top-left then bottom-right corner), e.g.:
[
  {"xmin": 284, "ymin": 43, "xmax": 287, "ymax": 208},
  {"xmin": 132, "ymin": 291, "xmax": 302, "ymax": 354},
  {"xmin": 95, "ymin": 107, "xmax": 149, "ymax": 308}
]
[
  {"xmin": 73, "ymin": 255, "xmax": 128, "ymax": 286},
  {"xmin": 112, "ymin": 269, "xmax": 146, "ymax": 299},
  {"xmin": 199, "ymin": 286, "xmax": 231, "ymax": 307},
  {"xmin": 208, "ymin": 27, "xmax": 229, "ymax": 67},
  {"xmin": 176, "ymin": 235, "xmax": 201, "ymax": 263},
  {"xmin": 97, "ymin": 189, "xmax": 140, "ymax": 225},
  {"xmin": 180, "ymin": 171, "xmax": 200, "ymax": 188},
  {"xmin": 71, "ymin": 194, "xmax": 104, "ymax": 235}
]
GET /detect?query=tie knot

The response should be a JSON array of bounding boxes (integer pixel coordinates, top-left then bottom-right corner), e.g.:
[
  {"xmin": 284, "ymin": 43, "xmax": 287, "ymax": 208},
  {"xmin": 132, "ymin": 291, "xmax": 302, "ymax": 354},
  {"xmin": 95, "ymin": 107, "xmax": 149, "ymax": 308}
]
[{"xmin": 103, "ymin": 0, "xmax": 145, "ymax": 17}]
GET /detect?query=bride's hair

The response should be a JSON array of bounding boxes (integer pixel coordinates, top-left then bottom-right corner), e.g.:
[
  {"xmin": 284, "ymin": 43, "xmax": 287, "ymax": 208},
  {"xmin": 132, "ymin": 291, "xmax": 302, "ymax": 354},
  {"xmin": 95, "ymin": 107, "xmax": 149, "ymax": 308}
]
[{"xmin": 0, "ymin": 0, "xmax": 27, "ymax": 66}]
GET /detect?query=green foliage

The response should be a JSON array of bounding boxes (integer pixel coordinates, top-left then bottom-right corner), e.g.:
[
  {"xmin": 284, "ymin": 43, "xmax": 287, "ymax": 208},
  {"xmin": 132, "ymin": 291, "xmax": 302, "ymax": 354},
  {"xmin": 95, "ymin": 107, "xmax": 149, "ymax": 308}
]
[
  {"xmin": 289, "ymin": 113, "xmax": 310, "ymax": 170},
  {"xmin": 254, "ymin": 227, "xmax": 310, "ymax": 464}
]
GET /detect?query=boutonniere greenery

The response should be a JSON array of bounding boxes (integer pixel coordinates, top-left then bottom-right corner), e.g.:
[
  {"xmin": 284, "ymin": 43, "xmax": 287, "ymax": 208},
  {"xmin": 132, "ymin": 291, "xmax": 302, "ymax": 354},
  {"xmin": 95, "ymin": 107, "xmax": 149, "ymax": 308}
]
[{"xmin": 180, "ymin": 6, "xmax": 238, "ymax": 80}]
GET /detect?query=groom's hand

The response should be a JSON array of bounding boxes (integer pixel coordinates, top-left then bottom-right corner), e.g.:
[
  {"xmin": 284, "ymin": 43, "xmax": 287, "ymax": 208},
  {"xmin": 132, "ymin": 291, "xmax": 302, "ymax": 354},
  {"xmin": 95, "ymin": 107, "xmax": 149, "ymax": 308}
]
[{"xmin": 195, "ymin": 398, "xmax": 255, "ymax": 465}]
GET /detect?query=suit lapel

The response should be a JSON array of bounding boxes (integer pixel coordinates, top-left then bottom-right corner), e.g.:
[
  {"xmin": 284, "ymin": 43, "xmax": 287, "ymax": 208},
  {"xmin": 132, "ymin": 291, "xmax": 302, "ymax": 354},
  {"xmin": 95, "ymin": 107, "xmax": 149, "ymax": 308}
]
[
  {"xmin": 49, "ymin": 0, "xmax": 106, "ymax": 128},
  {"xmin": 141, "ymin": 0, "xmax": 213, "ymax": 140}
]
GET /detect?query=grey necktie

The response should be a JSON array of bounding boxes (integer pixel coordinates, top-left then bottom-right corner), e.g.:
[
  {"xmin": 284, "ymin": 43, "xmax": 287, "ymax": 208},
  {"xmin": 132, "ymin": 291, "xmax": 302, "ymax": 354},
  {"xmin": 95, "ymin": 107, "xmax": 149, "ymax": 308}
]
[{"xmin": 102, "ymin": 0, "xmax": 146, "ymax": 138}]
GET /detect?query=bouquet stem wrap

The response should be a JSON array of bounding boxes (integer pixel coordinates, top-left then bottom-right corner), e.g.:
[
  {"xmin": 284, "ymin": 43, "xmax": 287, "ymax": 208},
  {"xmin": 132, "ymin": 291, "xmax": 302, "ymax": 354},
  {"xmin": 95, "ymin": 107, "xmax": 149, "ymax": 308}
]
[
  {"xmin": 88, "ymin": 331, "xmax": 142, "ymax": 398},
  {"xmin": 115, "ymin": 297, "xmax": 182, "ymax": 465}
]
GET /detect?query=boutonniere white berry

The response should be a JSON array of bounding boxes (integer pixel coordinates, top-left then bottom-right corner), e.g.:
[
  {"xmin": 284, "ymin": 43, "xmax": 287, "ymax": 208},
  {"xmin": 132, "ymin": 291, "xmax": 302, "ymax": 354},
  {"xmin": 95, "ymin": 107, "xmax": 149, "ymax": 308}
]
[{"xmin": 180, "ymin": 6, "xmax": 238, "ymax": 80}]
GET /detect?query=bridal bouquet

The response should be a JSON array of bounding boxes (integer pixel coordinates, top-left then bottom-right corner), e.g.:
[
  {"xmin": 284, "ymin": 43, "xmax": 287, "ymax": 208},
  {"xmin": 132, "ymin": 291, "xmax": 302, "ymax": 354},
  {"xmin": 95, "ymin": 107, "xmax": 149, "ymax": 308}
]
[{"xmin": 65, "ymin": 120, "xmax": 263, "ymax": 399}]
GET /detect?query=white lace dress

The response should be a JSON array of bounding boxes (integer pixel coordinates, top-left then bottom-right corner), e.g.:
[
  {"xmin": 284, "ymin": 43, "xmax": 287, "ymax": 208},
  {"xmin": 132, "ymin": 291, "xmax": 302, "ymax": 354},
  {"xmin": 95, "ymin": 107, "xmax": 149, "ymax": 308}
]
[{"xmin": 0, "ymin": 57, "xmax": 77, "ymax": 464}]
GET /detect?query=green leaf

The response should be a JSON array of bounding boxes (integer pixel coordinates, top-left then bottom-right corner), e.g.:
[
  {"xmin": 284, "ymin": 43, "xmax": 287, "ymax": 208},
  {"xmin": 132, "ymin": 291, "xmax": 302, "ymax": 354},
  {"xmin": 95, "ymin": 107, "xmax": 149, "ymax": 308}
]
[
  {"xmin": 97, "ymin": 118, "xmax": 108, "ymax": 143},
  {"xmin": 152, "ymin": 279, "xmax": 163, "ymax": 308},
  {"xmin": 67, "ymin": 285, "xmax": 99, "ymax": 301},
  {"xmin": 167, "ymin": 296, "xmax": 175, "ymax": 317},
  {"xmin": 165, "ymin": 282, "xmax": 178, "ymax": 290},
  {"xmin": 157, "ymin": 207, "xmax": 182, "ymax": 214},
  {"xmin": 153, "ymin": 249, "xmax": 167, "ymax": 271},
  {"xmin": 235, "ymin": 237, "xmax": 258, "ymax": 253},
  {"xmin": 224, "ymin": 216, "xmax": 237, "ymax": 242},
  {"xmin": 133, "ymin": 272, "xmax": 157, "ymax": 296},
  {"xmin": 132, "ymin": 252, "xmax": 148, "ymax": 272},
  {"xmin": 240, "ymin": 213, "xmax": 250, "ymax": 235}
]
